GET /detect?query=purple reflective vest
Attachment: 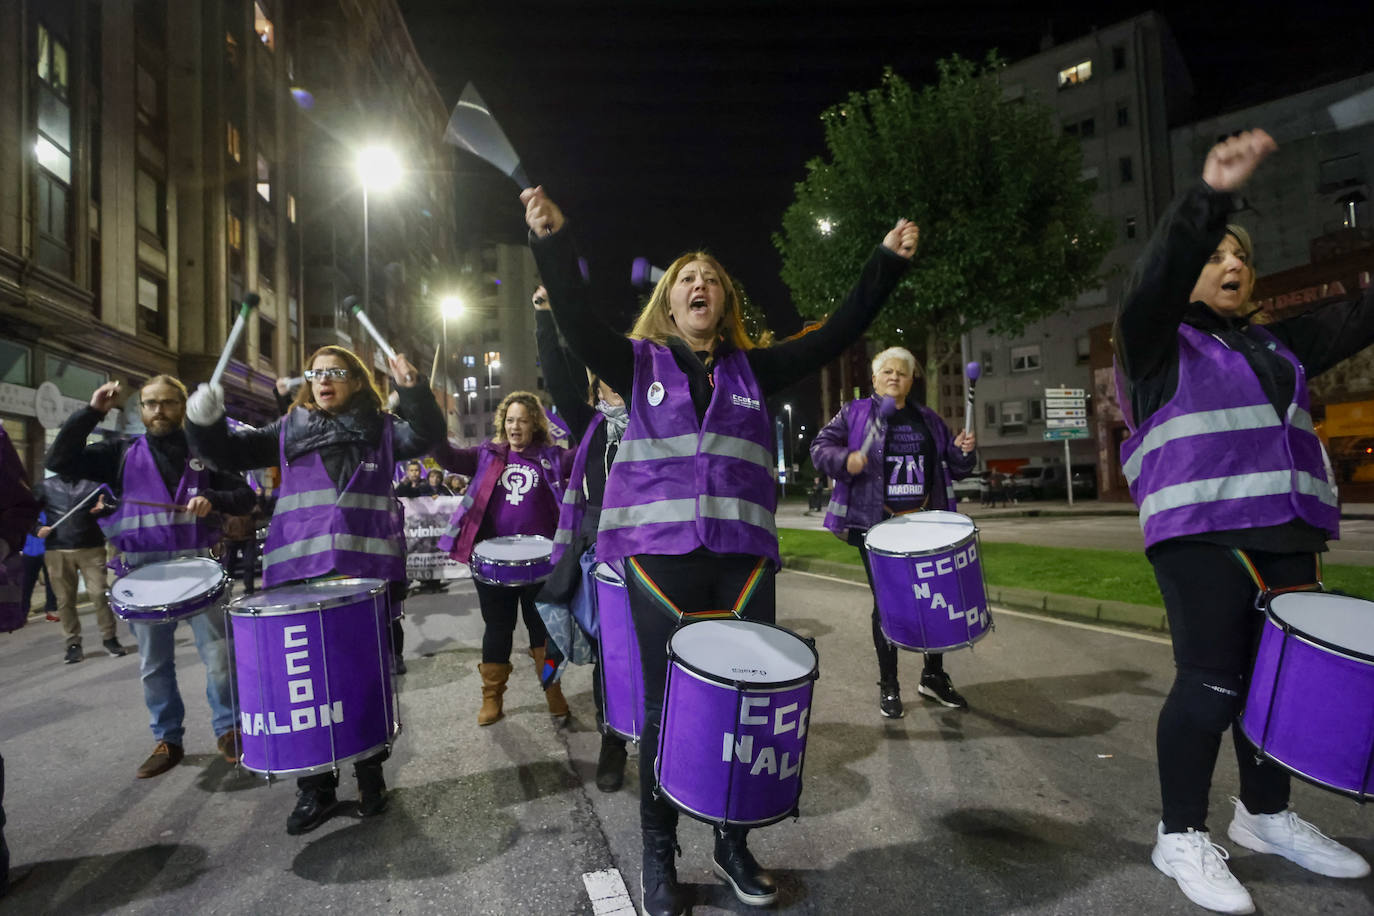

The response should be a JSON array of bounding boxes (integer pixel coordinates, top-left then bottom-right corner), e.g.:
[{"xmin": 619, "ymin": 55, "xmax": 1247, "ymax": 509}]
[
  {"xmin": 821, "ymin": 396, "xmax": 958, "ymax": 536},
  {"xmin": 261, "ymin": 409, "xmax": 405, "ymax": 586},
  {"xmin": 551, "ymin": 411, "xmax": 606, "ymax": 568},
  {"xmin": 1116, "ymin": 323, "xmax": 1340, "ymax": 549},
  {"xmin": 100, "ymin": 436, "xmax": 219, "ymax": 575},
  {"xmin": 438, "ymin": 441, "xmax": 566, "ymax": 564},
  {"xmin": 597, "ymin": 340, "xmax": 779, "ymax": 565}
]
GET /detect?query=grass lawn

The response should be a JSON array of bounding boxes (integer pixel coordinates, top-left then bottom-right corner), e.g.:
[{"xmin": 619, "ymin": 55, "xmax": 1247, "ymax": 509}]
[{"xmin": 778, "ymin": 528, "xmax": 1374, "ymax": 607}]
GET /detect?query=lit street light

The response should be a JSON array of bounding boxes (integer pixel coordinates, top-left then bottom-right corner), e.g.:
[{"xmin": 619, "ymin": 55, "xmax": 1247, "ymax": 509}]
[{"xmin": 355, "ymin": 144, "xmax": 403, "ymax": 354}]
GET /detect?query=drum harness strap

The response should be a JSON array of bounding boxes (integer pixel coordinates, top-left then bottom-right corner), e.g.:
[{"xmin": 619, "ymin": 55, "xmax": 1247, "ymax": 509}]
[
  {"xmin": 1229, "ymin": 548, "xmax": 1323, "ymax": 610},
  {"xmin": 625, "ymin": 556, "xmax": 769, "ymax": 622}
]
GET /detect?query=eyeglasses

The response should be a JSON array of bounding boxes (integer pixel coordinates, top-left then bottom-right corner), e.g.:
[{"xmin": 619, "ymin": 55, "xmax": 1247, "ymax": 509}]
[
  {"xmin": 140, "ymin": 399, "xmax": 183, "ymax": 410},
  {"xmin": 304, "ymin": 368, "xmax": 353, "ymax": 381}
]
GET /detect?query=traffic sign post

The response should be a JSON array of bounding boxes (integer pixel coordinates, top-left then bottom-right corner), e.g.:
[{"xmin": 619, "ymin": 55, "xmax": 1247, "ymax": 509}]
[{"xmin": 1042, "ymin": 388, "xmax": 1088, "ymax": 505}]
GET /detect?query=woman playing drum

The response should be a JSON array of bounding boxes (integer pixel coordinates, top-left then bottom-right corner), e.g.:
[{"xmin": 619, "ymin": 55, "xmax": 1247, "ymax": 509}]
[
  {"xmin": 523, "ymin": 185, "xmax": 918, "ymax": 916},
  {"xmin": 810, "ymin": 346, "xmax": 976, "ymax": 716},
  {"xmin": 436, "ymin": 391, "xmax": 574, "ymax": 725},
  {"xmin": 1115, "ymin": 128, "xmax": 1372, "ymax": 913},
  {"xmin": 186, "ymin": 345, "xmax": 443, "ymax": 835}
]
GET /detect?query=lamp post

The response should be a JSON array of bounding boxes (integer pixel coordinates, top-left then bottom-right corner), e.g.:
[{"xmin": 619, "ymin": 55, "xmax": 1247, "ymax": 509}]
[
  {"xmin": 439, "ymin": 295, "xmax": 463, "ymax": 435},
  {"xmin": 354, "ymin": 145, "xmax": 402, "ymax": 353},
  {"xmin": 485, "ymin": 351, "xmax": 501, "ymax": 417}
]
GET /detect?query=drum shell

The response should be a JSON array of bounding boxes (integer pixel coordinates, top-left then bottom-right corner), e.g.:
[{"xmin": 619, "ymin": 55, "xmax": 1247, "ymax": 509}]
[
  {"xmin": 656, "ymin": 621, "xmax": 817, "ymax": 827},
  {"xmin": 1241, "ymin": 602, "xmax": 1374, "ymax": 800},
  {"xmin": 594, "ymin": 564, "xmax": 642, "ymax": 742},
  {"xmin": 109, "ymin": 557, "xmax": 230, "ymax": 624},
  {"xmin": 228, "ymin": 582, "xmax": 395, "ymax": 777},
  {"xmin": 470, "ymin": 535, "xmax": 554, "ymax": 587},
  {"xmin": 866, "ymin": 526, "xmax": 991, "ymax": 653}
]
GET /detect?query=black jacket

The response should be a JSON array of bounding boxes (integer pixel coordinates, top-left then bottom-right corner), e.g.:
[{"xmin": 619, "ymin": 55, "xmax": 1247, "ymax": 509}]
[{"xmin": 31, "ymin": 477, "xmax": 110, "ymax": 550}]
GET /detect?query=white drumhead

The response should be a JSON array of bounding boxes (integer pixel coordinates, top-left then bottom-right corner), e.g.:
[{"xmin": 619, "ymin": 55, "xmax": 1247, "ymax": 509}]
[
  {"xmin": 594, "ymin": 562, "xmax": 623, "ymax": 584},
  {"xmin": 231, "ymin": 578, "xmax": 387, "ymax": 613},
  {"xmin": 865, "ymin": 511, "xmax": 975, "ymax": 555},
  {"xmin": 472, "ymin": 535, "xmax": 553, "ymax": 563},
  {"xmin": 112, "ymin": 557, "xmax": 225, "ymax": 609},
  {"xmin": 1270, "ymin": 592, "xmax": 1374, "ymax": 654},
  {"xmin": 670, "ymin": 619, "xmax": 814, "ymax": 684}
]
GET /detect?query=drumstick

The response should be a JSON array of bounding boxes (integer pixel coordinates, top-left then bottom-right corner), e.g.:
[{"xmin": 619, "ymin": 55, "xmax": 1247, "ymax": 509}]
[
  {"xmin": 963, "ymin": 361, "xmax": 981, "ymax": 434},
  {"xmin": 44, "ymin": 486, "xmax": 105, "ymax": 530},
  {"xmin": 124, "ymin": 498, "xmax": 191, "ymax": 512},
  {"xmin": 349, "ymin": 301, "xmax": 398, "ymax": 362},
  {"xmin": 211, "ymin": 294, "xmax": 262, "ymax": 387},
  {"xmin": 860, "ymin": 395, "xmax": 898, "ymax": 454}
]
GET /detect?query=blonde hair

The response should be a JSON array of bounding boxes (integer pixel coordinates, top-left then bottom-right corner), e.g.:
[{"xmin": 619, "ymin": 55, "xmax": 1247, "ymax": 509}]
[
  {"xmin": 870, "ymin": 347, "xmax": 920, "ymax": 377},
  {"xmin": 491, "ymin": 391, "xmax": 551, "ymax": 446},
  {"xmin": 628, "ymin": 252, "xmax": 760, "ymax": 350},
  {"xmin": 292, "ymin": 346, "xmax": 384, "ymax": 413},
  {"xmin": 141, "ymin": 374, "xmax": 188, "ymax": 402}
]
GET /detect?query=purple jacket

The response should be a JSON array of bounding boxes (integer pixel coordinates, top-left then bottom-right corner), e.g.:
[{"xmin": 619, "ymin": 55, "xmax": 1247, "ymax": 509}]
[
  {"xmin": 1116, "ymin": 323, "xmax": 1339, "ymax": 549},
  {"xmin": 811, "ymin": 395, "xmax": 975, "ymax": 536},
  {"xmin": 1, "ymin": 425, "xmax": 39, "ymax": 633},
  {"xmin": 437, "ymin": 440, "xmax": 571, "ymax": 564}
]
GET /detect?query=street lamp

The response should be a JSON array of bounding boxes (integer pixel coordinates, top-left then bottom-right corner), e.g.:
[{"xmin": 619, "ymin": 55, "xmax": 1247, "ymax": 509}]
[
  {"xmin": 354, "ymin": 144, "xmax": 402, "ymax": 351},
  {"xmin": 438, "ymin": 295, "xmax": 463, "ymax": 434}
]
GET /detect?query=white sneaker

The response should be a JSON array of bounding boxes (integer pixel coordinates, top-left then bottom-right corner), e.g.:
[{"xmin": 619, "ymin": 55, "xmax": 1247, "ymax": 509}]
[
  {"xmin": 1226, "ymin": 797, "xmax": 1370, "ymax": 878},
  {"xmin": 1151, "ymin": 821, "xmax": 1255, "ymax": 915}
]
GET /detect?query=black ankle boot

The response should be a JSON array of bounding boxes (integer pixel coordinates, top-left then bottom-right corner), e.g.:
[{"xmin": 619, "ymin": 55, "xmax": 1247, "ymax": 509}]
[
  {"xmin": 712, "ymin": 826, "xmax": 777, "ymax": 906},
  {"xmin": 596, "ymin": 735, "xmax": 628, "ymax": 792},
  {"xmin": 640, "ymin": 829, "xmax": 685, "ymax": 916},
  {"xmin": 355, "ymin": 761, "xmax": 388, "ymax": 817},
  {"xmin": 286, "ymin": 785, "xmax": 338, "ymax": 835}
]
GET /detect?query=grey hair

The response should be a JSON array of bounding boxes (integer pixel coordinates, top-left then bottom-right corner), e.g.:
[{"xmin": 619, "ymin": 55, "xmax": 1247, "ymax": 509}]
[{"xmin": 871, "ymin": 346, "xmax": 919, "ymax": 377}]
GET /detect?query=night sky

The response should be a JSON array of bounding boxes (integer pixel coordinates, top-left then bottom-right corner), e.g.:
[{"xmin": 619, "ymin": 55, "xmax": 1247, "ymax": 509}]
[{"xmin": 396, "ymin": 0, "xmax": 1374, "ymax": 337}]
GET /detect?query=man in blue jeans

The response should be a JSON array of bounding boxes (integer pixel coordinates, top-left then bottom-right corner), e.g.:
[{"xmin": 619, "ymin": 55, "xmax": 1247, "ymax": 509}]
[{"xmin": 47, "ymin": 376, "xmax": 254, "ymax": 779}]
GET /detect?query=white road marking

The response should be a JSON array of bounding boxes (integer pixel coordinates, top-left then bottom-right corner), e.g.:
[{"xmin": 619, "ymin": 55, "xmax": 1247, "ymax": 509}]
[
  {"xmin": 782, "ymin": 568, "xmax": 1173, "ymax": 644},
  {"xmin": 583, "ymin": 867, "xmax": 636, "ymax": 915}
]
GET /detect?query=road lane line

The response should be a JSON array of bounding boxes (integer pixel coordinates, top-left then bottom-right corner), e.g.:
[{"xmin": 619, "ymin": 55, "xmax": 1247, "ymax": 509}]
[
  {"xmin": 782, "ymin": 568, "xmax": 1172, "ymax": 644},
  {"xmin": 583, "ymin": 867, "xmax": 636, "ymax": 915}
]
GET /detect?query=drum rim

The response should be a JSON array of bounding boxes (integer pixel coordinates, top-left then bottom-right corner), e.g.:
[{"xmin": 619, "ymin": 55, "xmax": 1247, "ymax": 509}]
[
  {"xmin": 227, "ymin": 577, "xmax": 388, "ymax": 615},
  {"xmin": 110, "ymin": 566, "xmax": 230, "ymax": 616},
  {"xmin": 593, "ymin": 565, "xmax": 625, "ymax": 585},
  {"xmin": 667, "ymin": 619, "xmax": 819, "ymax": 689},
  {"xmin": 470, "ymin": 567, "xmax": 551, "ymax": 587},
  {"xmin": 653, "ymin": 782, "xmax": 800, "ymax": 829},
  {"xmin": 238, "ymin": 737, "xmax": 394, "ymax": 779},
  {"xmin": 868, "ymin": 521, "xmax": 978, "ymax": 560},
  {"xmin": 1266, "ymin": 592, "xmax": 1374, "ymax": 666},
  {"xmin": 470, "ymin": 534, "xmax": 554, "ymax": 564}
]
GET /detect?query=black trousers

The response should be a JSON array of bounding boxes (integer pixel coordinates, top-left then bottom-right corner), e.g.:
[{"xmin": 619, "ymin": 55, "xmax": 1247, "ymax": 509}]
[
  {"xmin": 626, "ymin": 549, "xmax": 776, "ymax": 836},
  {"xmin": 855, "ymin": 541, "xmax": 943, "ymax": 684},
  {"xmin": 1149, "ymin": 540, "xmax": 1318, "ymax": 832},
  {"xmin": 474, "ymin": 580, "xmax": 548, "ymax": 664}
]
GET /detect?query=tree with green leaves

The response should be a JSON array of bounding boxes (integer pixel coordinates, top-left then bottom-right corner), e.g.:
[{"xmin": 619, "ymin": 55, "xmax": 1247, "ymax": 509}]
[{"xmin": 775, "ymin": 54, "xmax": 1113, "ymax": 368}]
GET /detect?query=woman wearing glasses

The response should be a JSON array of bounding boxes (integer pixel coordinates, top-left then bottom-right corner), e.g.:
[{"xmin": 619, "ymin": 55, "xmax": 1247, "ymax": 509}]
[{"xmin": 186, "ymin": 344, "xmax": 444, "ymax": 835}]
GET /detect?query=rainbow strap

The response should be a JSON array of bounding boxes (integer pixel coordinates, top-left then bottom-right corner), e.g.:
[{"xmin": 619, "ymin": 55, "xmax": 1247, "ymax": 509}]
[
  {"xmin": 626, "ymin": 556, "xmax": 769, "ymax": 621},
  {"xmin": 1229, "ymin": 548, "xmax": 1323, "ymax": 597}
]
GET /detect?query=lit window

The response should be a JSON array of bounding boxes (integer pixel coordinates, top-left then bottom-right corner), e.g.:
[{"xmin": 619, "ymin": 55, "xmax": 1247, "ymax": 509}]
[
  {"xmin": 462, "ymin": 355, "xmax": 476, "ymax": 368},
  {"xmin": 1057, "ymin": 60, "xmax": 1092, "ymax": 89},
  {"xmin": 287, "ymin": 194, "xmax": 297, "ymax": 223},
  {"xmin": 227, "ymin": 213, "xmax": 243, "ymax": 250},
  {"xmin": 463, "ymin": 376, "xmax": 477, "ymax": 392},
  {"xmin": 256, "ymin": 154, "xmax": 271, "ymax": 202},
  {"xmin": 1010, "ymin": 344, "xmax": 1041, "ymax": 372},
  {"xmin": 254, "ymin": 3, "xmax": 275, "ymax": 51},
  {"xmin": 227, "ymin": 122, "xmax": 242, "ymax": 163}
]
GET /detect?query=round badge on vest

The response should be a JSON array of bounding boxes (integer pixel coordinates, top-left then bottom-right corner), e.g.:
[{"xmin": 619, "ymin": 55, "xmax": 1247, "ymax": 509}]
[
  {"xmin": 540, "ymin": 457, "xmax": 551, "ymax": 469},
  {"xmin": 189, "ymin": 458, "xmax": 205, "ymax": 471},
  {"xmin": 647, "ymin": 381, "xmax": 665, "ymax": 406}
]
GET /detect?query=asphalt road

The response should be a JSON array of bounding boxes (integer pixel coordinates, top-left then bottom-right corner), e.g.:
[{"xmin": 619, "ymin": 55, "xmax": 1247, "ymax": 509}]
[{"xmin": 2, "ymin": 571, "xmax": 1370, "ymax": 915}]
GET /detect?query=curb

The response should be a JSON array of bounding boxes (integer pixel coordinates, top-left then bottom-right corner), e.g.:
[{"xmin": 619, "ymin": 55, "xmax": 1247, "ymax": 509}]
[{"xmin": 780, "ymin": 555, "xmax": 1169, "ymax": 634}]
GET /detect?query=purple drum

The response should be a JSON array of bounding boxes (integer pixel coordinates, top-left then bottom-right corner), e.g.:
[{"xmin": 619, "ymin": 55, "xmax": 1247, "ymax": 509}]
[
  {"xmin": 471, "ymin": 535, "xmax": 554, "ymax": 587},
  {"xmin": 1241, "ymin": 591, "xmax": 1374, "ymax": 800},
  {"xmin": 228, "ymin": 579, "xmax": 397, "ymax": 778},
  {"xmin": 657, "ymin": 619, "xmax": 818, "ymax": 826},
  {"xmin": 594, "ymin": 562, "xmax": 643, "ymax": 742},
  {"xmin": 864, "ymin": 511, "xmax": 992, "ymax": 653},
  {"xmin": 109, "ymin": 557, "xmax": 229, "ymax": 624}
]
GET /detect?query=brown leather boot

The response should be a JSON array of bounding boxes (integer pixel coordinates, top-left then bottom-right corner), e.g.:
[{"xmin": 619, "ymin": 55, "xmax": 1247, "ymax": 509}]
[
  {"xmin": 530, "ymin": 646, "xmax": 570, "ymax": 719},
  {"xmin": 477, "ymin": 662, "xmax": 513, "ymax": 726}
]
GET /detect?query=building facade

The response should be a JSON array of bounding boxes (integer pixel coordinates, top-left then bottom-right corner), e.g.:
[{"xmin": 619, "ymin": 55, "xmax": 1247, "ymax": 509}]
[{"xmin": 956, "ymin": 12, "xmax": 1192, "ymax": 481}]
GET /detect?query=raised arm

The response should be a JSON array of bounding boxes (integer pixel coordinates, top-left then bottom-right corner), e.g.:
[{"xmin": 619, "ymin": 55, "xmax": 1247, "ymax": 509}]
[
  {"xmin": 1268, "ymin": 280, "xmax": 1374, "ymax": 379},
  {"xmin": 1116, "ymin": 129, "xmax": 1277, "ymax": 382},
  {"xmin": 533, "ymin": 289, "xmax": 597, "ymax": 441},
  {"xmin": 388, "ymin": 354, "xmax": 446, "ymax": 460},
  {"xmin": 523, "ymin": 188, "xmax": 635, "ymax": 397},
  {"xmin": 46, "ymin": 383, "xmax": 130, "ymax": 484},
  {"xmin": 750, "ymin": 220, "xmax": 917, "ymax": 396}
]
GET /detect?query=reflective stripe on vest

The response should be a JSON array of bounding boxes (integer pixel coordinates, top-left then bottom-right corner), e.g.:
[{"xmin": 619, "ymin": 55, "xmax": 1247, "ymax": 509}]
[
  {"xmin": 1122, "ymin": 403, "xmax": 1280, "ymax": 484},
  {"xmin": 263, "ymin": 533, "xmax": 404, "ymax": 568},
  {"xmin": 1139, "ymin": 468, "xmax": 1339, "ymax": 526},
  {"xmin": 613, "ymin": 434, "xmax": 698, "ymax": 463},
  {"xmin": 100, "ymin": 510, "xmax": 185, "ymax": 538},
  {"xmin": 700, "ymin": 432, "xmax": 774, "ymax": 470}
]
